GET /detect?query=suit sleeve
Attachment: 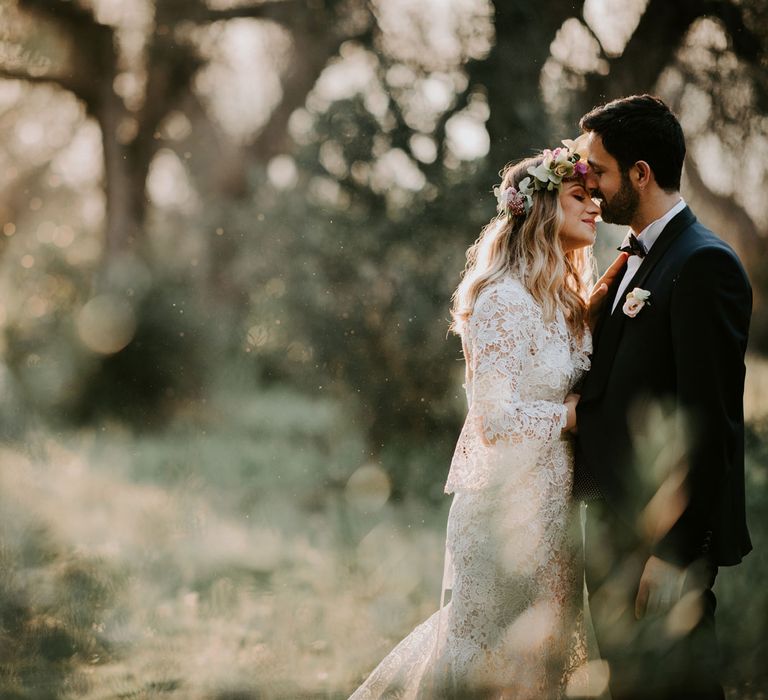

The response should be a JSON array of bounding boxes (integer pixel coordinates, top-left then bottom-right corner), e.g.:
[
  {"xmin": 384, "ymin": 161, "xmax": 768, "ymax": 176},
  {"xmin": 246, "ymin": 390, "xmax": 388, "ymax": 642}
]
[{"xmin": 653, "ymin": 247, "xmax": 751, "ymax": 566}]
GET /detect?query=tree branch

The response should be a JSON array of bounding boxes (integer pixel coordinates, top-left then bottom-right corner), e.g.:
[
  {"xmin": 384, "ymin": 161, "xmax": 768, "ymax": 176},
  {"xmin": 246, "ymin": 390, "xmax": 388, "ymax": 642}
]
[
  {"xmin": 709, "ymin": 0, "xmax": 768, "ymax": 115},
  {"xmin": 709, "ymin": 0, "xmax": 762, "ymax": 63},
  {"xmin": 131, "ymin": 38, "xmax": 204, "ymax": 176},
  {"xmin": 683, "ymin": 156, "xmax": 768, "ymax": 351},
  {"xmin": 477, "ymin": 0, "xmax": 586, "ymax": 167},
  {"xmin": 566, "ymin": 0, "xmax": 764, "ymax": 124},
  {"xmin": 249, "ymin": 6, "xmax": 374, "ymax": 162},
  {"xmin": 0, "ymin": 66, "xmax": 72, "ymax": 89},
  {"xmin": 18, "ymin": 0, "xmax": 96, "ymax": 25},
  {"xmin": 194, "ymin": 0, "xmax": 301, "ymax": 27},
  {"xmin": 16, "ymin": 0, "xmax": 115, "ymax": 109},
  {"xmin": 584, "ymin": 0, "xmax": 703, "ymax": 108},
  {"xmin": 683, "ymin": 158, "xmax": 766, "ymax": 260}
]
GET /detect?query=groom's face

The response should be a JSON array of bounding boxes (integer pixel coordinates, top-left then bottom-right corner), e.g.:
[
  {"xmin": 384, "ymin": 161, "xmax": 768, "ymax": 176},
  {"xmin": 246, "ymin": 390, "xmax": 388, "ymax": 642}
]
[{"xmin": 584, "ymin": 133, "xmax": 639, "ymax": 225}]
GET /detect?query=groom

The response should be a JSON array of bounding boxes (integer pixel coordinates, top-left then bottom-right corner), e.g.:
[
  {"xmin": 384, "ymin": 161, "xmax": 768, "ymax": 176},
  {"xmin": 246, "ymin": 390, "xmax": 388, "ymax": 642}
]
[{"xmin": 574, "ymin": 95, "xmax": 752, "ymax": 700}]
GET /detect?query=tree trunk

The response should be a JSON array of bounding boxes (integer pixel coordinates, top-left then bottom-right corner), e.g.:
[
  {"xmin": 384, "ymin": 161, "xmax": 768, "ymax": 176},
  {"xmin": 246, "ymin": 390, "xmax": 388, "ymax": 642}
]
[
  {"xmin": 16, "ymin": 0, "xmax": 148, "ymax": 278},
  {"xmin": 96, "ymin": 80, "xmax": 147, "ymax": 271},
  {"xmin": 476, "ymin": 0, "xmax": 586, "ymax": 172}
]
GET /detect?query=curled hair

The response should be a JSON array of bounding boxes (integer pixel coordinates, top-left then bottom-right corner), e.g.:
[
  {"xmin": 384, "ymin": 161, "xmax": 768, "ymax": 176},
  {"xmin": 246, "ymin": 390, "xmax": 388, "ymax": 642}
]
[{"xmin": 450, "ymin": 156, "xmax": 594, "ymax": 339}]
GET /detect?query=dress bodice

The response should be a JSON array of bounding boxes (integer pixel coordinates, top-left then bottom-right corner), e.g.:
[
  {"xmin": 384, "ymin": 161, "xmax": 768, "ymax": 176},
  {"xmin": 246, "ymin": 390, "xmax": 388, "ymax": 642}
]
[{"xmin": 446, "ymin": 272, "xmax": 591, "ymax": 493}]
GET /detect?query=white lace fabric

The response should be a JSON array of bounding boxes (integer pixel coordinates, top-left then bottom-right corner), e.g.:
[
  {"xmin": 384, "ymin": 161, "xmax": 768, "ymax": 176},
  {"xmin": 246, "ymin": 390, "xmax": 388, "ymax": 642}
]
[
  {"xmin": 447, "ymin": 274, "xmax": 590, "ymax": 493},
  {"xmin": 350, "ymin": 272, "xmax": 592, "ymax": 699}
]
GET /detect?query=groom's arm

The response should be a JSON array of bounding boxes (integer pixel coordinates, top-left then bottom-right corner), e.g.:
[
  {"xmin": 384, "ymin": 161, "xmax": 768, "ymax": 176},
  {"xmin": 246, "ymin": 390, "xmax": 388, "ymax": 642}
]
[{"xmin": 652, "ymin": 246, "xmax": 752, "ymax": 567}]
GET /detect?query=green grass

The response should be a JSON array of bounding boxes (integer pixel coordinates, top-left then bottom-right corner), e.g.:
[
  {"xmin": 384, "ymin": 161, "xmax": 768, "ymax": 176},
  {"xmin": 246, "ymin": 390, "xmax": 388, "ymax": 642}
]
[
  {"xmin": 0, "ymin": 384, "xmax": 447, "ymax": 699},
  {"xmin": 0, "ymin": 376, "xmax": 766, "ymax": 698}
]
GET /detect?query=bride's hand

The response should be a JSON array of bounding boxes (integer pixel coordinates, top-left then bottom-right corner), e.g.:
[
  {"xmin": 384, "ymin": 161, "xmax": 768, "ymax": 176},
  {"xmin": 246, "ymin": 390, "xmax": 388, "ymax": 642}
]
[
  {"xmin": 563, "ymin": 393, "xmax": 580, "ymax": 433},
  {"xmin": 588, "ymin": 252, "xmax": 629, "ymax": 331}
]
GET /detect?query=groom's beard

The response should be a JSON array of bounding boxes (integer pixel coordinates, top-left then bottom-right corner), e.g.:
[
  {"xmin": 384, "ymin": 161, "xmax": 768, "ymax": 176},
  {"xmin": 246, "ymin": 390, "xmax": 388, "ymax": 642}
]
[{"xmin": 594, "ymin": 170, "xmax": 639, "ymax": 225}]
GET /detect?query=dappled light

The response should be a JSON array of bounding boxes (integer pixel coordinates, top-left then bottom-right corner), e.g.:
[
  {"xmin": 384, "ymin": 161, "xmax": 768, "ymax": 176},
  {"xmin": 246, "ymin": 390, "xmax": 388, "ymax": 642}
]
[
  {"xmin": 583, "ymin": 0, "xmax": 649, "ymax": 57},
  {"xmin": 77, "ymin": 294, "xmax": 137, "ymax": 354},
  {"xmin": 147, "ymin": 148, "xmax": 197, "ymax": 211},
  {"xmin": 373, "ymin": 0, "xmax": 494, "ymax": 72},
  {"xmin": 565, "ymin": 659, "xmax": 611, "ymax": 697},
  {"xmin": 194, "ymin": 19, "xmax": 293, "ymax": 142},
  {"xmin": 1, "ymin": 0, "xmax": 767, "ymax": 697},
  {"xmin": 266, "ymin": 153, "xmax": 299, "ymax": 190},
  {"xmin": 346, "ymin": 463, "xmax": 392, "ymax": 512}
]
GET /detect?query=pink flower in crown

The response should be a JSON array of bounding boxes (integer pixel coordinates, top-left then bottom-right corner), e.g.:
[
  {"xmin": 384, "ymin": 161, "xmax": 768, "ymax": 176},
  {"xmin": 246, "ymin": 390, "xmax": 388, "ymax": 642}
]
[
  {"xmin": 495, "ymin": 186, "xmax": 528, "ymax": 216},
  {"xmin": 506, "ymin": 188, "xmax": 527, "ymax": 216},
  {"xmin": 574, "ymin": 161, "xmax": 588, "ymax": 176}
]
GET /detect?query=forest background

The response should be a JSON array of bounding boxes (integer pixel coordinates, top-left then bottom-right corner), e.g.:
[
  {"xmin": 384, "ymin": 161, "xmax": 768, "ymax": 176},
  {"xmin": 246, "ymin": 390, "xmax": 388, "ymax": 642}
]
[{"xmin": 1, "ymin": 0, "xmax": 767, "ymax": 697}]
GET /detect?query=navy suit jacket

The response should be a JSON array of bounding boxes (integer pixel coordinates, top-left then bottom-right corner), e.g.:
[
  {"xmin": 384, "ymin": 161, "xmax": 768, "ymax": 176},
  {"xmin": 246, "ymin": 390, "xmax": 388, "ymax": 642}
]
[{"xmin": 575, "ymin": 206, "xmax": 752, "ymax": 567}]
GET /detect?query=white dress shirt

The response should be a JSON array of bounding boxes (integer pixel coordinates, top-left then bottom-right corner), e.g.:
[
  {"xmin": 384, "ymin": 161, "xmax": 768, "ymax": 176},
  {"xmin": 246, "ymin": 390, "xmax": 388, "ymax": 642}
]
[{"xmin": 610, "ymin": 198, "xmax": 687, "ymax": 313}]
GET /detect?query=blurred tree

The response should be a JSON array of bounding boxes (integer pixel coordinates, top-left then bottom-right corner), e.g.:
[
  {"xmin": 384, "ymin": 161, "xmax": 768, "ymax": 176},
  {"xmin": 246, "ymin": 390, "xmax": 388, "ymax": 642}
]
[
  {"xmin": 0, "ymin": 0, "xmax": 375, "ymax": 425},
  {"xmin": 2, "ymin": 0, "xmax": 768, "ymax": 481},
  {"xmin": 550, "ymin": 0, "xmax": 768, "ymax": 347},
  {"xmin": 227, "ymin": 1, "xmax": 606, "ymax": 496},
  {"xmin": 478, "ymin": 0, "xmax": 586, "ymax": 166},
  {"xmin": 0, "ymin": 0, "xmax": 371, "ymax": 279},
  {"xmin": 1, "ymin": 2, "xmax": 767, "ymax": 696}
]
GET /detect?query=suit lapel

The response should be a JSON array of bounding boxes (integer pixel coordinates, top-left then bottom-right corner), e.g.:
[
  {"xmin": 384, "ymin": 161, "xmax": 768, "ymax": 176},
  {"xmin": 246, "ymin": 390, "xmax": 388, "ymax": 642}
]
[
  {"xmin": 582, "ymin": 206, "xmax": 697, "ymax": 401},
  {"xmin": 618, "ymin": 207, "xmax": 696, "ymax": 299}
]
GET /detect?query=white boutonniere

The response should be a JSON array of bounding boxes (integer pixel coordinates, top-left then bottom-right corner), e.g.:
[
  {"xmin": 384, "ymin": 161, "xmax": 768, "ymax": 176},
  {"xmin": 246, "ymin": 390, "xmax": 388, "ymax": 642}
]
[{"xmin": 622, "ymin": 287, "xmax": 651, "ymax": 318}]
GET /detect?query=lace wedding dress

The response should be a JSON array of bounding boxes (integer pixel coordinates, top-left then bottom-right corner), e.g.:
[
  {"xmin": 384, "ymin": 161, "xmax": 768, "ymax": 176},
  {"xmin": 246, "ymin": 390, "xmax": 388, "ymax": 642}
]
[{"xmin": 350, "ymin": 271, "xmax": 592, "ymax": 699}]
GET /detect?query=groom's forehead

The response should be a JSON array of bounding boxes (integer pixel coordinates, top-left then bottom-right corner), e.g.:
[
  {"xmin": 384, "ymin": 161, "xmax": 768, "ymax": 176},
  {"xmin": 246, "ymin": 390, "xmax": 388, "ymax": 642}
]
[{"xmin": 585, "ymin": 133, "xmax": 615, "ymax": 169}]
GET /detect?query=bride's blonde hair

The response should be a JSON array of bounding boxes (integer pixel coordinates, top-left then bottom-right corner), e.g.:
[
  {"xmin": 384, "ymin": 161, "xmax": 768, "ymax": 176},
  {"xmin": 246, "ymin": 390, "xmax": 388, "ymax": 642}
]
[{"xmin": 450, "ymin": 156, "xmax": 595, "ymax": 339}]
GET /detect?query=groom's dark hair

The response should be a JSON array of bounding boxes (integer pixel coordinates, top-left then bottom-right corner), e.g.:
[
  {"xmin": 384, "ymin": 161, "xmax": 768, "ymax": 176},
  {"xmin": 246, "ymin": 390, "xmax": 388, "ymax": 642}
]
[{"xmin": 579, "ymin": 94, "xmax": 685, "ymax": 192}]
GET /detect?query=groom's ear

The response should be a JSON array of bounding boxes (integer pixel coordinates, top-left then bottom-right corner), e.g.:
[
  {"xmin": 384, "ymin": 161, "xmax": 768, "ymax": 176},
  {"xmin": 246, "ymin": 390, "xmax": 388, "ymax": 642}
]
[{"xmin": 633, "ymin": 160, "xmax": 653, "ymax": 190}]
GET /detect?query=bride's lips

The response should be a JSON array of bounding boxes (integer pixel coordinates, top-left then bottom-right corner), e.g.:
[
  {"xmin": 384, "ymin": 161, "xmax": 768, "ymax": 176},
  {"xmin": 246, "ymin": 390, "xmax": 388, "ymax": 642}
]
[{"xmin": 582, "ymin": 219, "xmax": 596, "ymax": 229}]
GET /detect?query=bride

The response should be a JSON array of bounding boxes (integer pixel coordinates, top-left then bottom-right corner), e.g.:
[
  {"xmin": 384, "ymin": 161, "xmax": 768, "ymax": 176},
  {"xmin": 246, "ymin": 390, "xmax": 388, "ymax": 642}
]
[{"xmin": 350, "ymin": 141, "xmax": 622, "ymax": 699}]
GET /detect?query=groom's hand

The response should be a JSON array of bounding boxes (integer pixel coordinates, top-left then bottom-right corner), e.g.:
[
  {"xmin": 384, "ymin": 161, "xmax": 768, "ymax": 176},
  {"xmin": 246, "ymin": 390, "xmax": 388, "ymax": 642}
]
[
  {"xmin": 635, "ymin": 555, "xmax": 686, "ymax": 619},
  {"xmin": 588, "ymin": 252, "xmax": 629, "ymax": 331}
]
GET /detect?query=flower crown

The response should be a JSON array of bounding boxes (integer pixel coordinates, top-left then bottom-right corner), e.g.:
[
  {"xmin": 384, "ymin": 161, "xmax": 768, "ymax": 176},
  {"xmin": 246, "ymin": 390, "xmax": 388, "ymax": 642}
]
[{"xmin": 494, "ymin": 137, "xmax": 589, "ymax": 219}]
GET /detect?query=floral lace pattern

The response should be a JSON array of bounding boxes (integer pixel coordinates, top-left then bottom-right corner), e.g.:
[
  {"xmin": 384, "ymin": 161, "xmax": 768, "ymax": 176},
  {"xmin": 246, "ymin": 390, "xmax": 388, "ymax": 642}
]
[
  {"xmin": 446, "ymin": 274, "xmax": 590, "ymax": 493},
  {"xmin": 350, "ymin": 272, "xmax": 592, "ymax": 699}
]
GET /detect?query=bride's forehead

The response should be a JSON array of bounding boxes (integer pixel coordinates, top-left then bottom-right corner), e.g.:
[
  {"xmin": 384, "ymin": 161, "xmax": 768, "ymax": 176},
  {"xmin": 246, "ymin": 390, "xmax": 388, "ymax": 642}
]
[{"xmin": 562, "ymin": 181, "xmax": 588, "ymax": 194}]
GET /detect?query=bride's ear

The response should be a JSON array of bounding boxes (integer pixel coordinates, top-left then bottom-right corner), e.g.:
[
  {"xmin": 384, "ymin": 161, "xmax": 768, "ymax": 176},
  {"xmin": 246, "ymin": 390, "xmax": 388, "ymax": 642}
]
[{"xmin": 633, "ymin": 160, "xmax": 653, "ymax": 189}]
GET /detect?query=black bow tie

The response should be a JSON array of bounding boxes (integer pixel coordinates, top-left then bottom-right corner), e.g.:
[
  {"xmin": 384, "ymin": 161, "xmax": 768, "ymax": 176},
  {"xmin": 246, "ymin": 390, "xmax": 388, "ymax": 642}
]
[{"xmin": 618, "ymin": 232, "xmax": 647, "ymax": 258}]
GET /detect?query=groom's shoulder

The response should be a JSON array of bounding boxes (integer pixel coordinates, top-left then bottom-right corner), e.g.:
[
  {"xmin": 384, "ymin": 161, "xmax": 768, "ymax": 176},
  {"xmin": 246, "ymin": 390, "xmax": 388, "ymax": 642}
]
[
  {"xmin": 673, "ymin": 215, "xmax": 751, "ymax": 292},
  {"xmin": 674, "ymin": 211, "xmax": 745, "ymax": 270}
]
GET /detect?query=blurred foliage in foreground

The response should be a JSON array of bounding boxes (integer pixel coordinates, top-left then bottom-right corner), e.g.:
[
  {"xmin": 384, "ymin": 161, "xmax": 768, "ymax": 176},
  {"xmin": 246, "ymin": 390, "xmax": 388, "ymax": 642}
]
[
  {"xmin": 0, "ymin": 376, "xmax": 446, "ymax": 698},
  {"xmin": 0, "ymin": 374, "xmax": 766, "ymax": 698}
]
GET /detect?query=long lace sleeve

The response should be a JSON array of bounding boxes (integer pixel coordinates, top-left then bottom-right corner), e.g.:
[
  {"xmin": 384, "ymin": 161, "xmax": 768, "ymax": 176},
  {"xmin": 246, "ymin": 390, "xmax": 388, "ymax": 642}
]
[
  {"xmin": 468, "ymin": 285, "xmax": 568, "ymax": 446},
  {"xmin": 445, "ymin": 279, "xmax": 570, "ymax": 494}
]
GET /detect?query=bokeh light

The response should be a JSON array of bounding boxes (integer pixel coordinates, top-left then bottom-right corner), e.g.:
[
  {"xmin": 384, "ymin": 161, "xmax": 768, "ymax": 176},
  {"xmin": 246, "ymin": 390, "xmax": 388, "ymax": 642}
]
[{"xmin": 76, "ymin": 295, "xmax": 137, "ymax": 355}]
